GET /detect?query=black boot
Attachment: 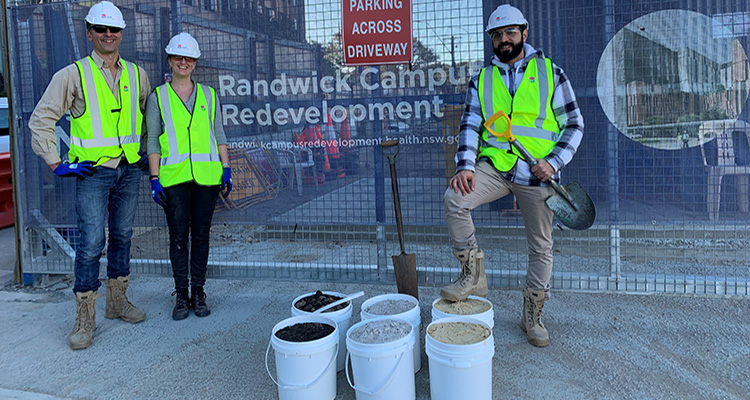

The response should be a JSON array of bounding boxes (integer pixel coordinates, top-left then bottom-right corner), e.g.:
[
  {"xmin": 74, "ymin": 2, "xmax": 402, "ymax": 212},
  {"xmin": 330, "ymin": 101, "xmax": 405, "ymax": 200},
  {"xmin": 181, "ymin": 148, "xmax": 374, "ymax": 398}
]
[
  {"xmin": 191, "ymin": 286, "xmax": 211, "ymax": 317},
  {"xmin": 172, "ymin": 288, "xmax": 190, "ymax": 321}
]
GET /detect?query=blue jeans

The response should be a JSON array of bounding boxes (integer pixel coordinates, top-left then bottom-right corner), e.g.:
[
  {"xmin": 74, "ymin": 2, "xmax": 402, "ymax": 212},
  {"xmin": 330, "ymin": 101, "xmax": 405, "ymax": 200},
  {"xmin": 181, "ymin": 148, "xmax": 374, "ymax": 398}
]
[
  {"xmin": 163, "ymin": 182, "xmax": 220, "ymax": 290},
  {"xmin": 73, "ymin": 163, "xmax": 141, "ymax": 293}
]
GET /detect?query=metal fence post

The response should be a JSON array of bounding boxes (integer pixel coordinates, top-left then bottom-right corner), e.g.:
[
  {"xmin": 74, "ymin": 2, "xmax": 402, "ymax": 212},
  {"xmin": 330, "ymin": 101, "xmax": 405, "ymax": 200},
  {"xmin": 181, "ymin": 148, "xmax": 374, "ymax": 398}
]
[
  {"xmin": 371, "ymin": 68, "xmax": 388, "ymax": 281},
  {"xmin": 604, "ymin": 0, "xmax": 621, "ymax": 290}
]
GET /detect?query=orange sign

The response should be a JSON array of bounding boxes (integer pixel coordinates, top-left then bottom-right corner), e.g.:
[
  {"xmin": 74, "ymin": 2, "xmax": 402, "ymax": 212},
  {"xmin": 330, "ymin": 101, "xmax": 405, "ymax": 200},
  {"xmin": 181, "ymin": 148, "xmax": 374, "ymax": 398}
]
[{"xmin": 342, "ymin": 0, "xmax": 412, "ymax": 65}]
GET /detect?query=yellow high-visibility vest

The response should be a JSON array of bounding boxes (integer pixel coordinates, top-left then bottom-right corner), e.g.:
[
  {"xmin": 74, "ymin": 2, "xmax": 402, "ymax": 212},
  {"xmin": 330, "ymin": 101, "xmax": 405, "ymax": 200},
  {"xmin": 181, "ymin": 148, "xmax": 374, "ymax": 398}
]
[
  {"xmin": 70, "ymin": 57, "xmax": 142, "ymax": 166},
  {"xmin": 156, "ymin": 83, "xmax": 221, "ymax": 188},
  {"xmin": 477, "ymin": 57, "xmax": 560, "ymax": 172}
]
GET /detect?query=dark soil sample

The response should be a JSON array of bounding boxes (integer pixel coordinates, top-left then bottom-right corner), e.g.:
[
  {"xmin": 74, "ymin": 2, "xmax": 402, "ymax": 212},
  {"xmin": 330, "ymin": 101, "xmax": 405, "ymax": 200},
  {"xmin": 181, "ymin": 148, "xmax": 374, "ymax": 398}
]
[
  {"xmin": 275, "ymin": 322, "xmax": 335, "ymax": 342},
  {"xmin": 294, "ymin": 290, "xmax": 349, "ymax": 313}
]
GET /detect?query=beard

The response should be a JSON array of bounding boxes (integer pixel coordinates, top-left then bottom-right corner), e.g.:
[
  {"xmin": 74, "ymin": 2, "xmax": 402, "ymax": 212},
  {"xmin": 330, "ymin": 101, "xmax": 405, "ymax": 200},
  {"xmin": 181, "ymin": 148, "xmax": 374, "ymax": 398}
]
[{"xmin": 494, "ymin": 41, "xmax": 524, "ymax": 63}]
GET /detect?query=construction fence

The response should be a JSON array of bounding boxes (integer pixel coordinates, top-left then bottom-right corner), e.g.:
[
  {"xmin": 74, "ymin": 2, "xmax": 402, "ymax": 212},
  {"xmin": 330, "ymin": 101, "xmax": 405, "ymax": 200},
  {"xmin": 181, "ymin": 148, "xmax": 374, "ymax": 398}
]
[{"xmin": 5, "ymin": 0, "xmax": 750, "ymax": 295}]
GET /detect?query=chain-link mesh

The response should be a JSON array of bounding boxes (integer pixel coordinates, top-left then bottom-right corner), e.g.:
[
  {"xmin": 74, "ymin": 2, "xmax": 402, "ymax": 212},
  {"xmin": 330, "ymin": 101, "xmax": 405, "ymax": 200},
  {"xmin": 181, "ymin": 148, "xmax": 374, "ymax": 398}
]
[{"xmin": 6, "ymin": 0, "xmax": 750, "ymax": 295}]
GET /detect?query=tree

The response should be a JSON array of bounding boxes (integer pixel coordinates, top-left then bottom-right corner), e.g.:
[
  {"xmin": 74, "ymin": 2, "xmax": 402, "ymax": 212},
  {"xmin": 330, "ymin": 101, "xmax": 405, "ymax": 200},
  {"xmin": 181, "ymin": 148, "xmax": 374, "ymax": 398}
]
[
  {"xmin": 319, "ymin": 32, "xmax": 345, "ymax": 77},
  {"xmin": 411, "ymin": 37, "xmax": 439, "ymax": 67}
]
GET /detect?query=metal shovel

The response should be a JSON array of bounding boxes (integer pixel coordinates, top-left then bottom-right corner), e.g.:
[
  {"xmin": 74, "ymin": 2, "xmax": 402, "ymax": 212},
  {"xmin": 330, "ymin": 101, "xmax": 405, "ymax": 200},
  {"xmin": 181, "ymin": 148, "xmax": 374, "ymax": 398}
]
[
  {"xmin": 382, "ymin": 139, "xmax": 419, "ymax": 299},
  {"xmin": 483, "ymin": 111, "xmax": 596, "ymax": 230}
]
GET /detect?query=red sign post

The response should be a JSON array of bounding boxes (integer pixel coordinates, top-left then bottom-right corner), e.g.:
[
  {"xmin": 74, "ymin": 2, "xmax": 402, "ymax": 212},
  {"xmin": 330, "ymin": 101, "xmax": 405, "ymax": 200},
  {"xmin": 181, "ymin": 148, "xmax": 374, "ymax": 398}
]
[{"xmin": 342, "ymin": 0, "xmax": 412, "ymax": 66}]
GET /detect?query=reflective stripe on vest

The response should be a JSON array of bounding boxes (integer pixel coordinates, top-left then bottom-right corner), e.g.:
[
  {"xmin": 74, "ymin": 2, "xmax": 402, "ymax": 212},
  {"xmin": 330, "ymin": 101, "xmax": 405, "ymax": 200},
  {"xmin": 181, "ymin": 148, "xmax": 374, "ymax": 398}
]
[
  {"xmin": 70, "ymin": 57, "xmax": 142, "ymax": 165},
  {"xmin": 477, "ymin": 57, "xmax": 560, "ymax": 172},
  {"xmin": 156, "ymin": 83, "xmax": 221, "ymax": 187}
]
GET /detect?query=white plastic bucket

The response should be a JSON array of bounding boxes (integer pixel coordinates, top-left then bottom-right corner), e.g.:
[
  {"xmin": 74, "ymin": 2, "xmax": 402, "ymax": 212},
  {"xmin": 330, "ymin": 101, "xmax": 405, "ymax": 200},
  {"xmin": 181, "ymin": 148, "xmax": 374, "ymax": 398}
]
[
  {"xmin": 360, "ymin": 293, "xmax": 421, "ymax": 373},
  {"xmin": 266, "ymin": 315, "xmax": 339, "ymax": 400},
  {"xmin": 431, "ymin": 295, "xmax": 494, "ymax": 328},
  {"xmin": 425, "ymin": 317, "xmax": 495, "ymax": 400},
  {"xmin": 292, "ymin": 290, "xmax": 353, "ymax": 371},
  {"xmin": 346, "ymin": 318, "xmax": 416, "ymax": 400}
]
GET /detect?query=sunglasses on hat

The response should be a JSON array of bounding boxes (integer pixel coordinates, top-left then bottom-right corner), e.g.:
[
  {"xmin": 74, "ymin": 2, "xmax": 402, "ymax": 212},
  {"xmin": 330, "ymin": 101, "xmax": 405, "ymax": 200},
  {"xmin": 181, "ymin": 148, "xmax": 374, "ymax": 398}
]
[{"xmin": 90, "ymin": 25, "xmax": 122, "ymax": 34}]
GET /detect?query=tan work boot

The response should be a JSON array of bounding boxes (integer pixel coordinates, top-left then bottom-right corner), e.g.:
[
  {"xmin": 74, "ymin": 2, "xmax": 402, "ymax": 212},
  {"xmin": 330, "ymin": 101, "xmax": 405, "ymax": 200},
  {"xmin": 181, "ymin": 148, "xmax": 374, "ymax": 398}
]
[
  {"xmin": 521, "ymin": 288, "xmax": 550, "ymax": 347},
  {"xmin": 105, "ymin": 275, "xmax": 146, "ymax": 323},
  {"xmin": 69, "ymin": 291, "xmax": 101, "ymax": 350},
  {"xmin": 440, "ymin": 248, "xmax": 488, "ymax": 301}
]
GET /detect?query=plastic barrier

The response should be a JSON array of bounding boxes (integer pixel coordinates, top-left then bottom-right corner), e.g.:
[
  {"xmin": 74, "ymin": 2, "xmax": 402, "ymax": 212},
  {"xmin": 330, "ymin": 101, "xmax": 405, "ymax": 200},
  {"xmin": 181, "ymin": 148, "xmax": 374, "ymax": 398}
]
[{"xmin": 0, "ymin": 153, "xmax": 14, "ymax": 228}]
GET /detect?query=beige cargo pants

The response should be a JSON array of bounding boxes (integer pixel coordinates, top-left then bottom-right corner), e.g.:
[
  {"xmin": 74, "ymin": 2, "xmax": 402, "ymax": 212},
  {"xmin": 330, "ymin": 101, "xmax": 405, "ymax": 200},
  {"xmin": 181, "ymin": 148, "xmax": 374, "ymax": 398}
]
[{"xmin": 444, "ymin": 160, "xmax": 555, "ymax": 290}]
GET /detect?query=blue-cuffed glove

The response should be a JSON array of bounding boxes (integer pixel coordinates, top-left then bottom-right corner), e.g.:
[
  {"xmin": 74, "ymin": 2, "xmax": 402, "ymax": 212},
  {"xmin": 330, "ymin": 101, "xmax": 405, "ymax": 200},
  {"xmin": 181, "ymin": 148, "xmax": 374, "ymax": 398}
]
[
  {"xmin": 54, "ymin": 161, "xmax": 94, "ymax": 178},
  {"xmin": 220, "ymin": 167, "xmax": 232, "ymax": 198},
  {"xmin": 150, "ymin": 178, "xmax": 167, "ymax": 207},
  {"xmin": 136, "ymin": 154, "xmax": 149, "ymax": 171}
]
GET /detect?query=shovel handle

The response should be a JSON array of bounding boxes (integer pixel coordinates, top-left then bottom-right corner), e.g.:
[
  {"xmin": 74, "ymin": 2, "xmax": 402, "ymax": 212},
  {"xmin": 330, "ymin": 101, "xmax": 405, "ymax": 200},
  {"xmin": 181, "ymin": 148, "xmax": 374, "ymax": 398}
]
[
  {"xmin": 382, "ymin": 140, "xmax": 400, "ymax": 165},
  {"xmin": 483, "ymin": 111, "xmax": 540, "ymax": 167},
  {"xmin": 483, "ymin": 111, "xmax": 515, "ymax": 139}
]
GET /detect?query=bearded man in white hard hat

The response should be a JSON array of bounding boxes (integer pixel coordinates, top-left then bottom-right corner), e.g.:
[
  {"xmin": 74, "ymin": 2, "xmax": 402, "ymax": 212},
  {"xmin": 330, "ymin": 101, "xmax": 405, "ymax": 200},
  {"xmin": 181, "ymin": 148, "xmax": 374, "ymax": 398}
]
[
  {"xmin": 29, "ymin": 1, "xmax": 151, "ymax": 350},
  {"xmin": 442, "ymin": 4, "xmax": 584, "ymax": 347}
]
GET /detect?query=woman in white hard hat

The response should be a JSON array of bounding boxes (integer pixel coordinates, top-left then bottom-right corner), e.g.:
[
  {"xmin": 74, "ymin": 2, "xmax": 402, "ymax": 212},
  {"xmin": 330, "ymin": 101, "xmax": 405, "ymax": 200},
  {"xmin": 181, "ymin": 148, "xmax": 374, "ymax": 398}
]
[{"xmin": 146, "ymin": 32, "xmax": 232, "ymax": 321}]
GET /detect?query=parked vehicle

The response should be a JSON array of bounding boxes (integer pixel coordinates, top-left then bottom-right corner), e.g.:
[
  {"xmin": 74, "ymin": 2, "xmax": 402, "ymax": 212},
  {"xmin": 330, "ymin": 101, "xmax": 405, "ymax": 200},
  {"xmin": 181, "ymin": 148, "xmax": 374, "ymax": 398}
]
[
  {"xmin": 0, "ymin": 97, "xmax": 8, "ymax": 153},
  {"xmin": 0, "ymin": 96, "xmax": 13, "ymax": 227}
]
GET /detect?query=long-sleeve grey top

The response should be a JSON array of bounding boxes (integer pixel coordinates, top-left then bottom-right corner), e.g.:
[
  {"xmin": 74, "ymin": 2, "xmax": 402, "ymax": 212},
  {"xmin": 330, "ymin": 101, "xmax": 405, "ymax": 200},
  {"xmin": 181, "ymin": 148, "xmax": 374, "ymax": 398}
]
[{"xmin": 145, "ymin": 82, "xmax": 227, "ymax": 155}]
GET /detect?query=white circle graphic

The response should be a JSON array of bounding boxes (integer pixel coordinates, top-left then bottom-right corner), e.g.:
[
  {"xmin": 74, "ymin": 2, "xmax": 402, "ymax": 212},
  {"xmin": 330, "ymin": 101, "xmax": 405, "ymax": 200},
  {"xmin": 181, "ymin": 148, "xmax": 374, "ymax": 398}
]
[{"xmin": 597, "ymin": 10, "xmax": 750, "ymax": 150}]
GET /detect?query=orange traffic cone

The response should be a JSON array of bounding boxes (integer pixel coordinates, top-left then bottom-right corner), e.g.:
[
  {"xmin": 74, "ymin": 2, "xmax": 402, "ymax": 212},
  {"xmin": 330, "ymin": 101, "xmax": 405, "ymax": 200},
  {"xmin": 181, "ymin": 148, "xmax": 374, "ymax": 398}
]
[
  {"xmin": 324, "ymin": 114, "xmax": 345, "ymax": 178},
  {"xmin": 338, "ymin": 117, "xmax": 358, "ymax": 173},
  {"xmin": 340, "ymin": 117, "xmax": 351, "ymax": 142}
]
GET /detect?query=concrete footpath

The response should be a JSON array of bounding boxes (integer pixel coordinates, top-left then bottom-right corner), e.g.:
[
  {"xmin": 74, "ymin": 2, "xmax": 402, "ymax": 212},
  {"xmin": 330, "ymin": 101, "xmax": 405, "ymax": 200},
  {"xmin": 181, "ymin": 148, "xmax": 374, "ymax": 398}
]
[{"xmin": 0, "ymin": 270, "xmax": 748, "ymax": 400}]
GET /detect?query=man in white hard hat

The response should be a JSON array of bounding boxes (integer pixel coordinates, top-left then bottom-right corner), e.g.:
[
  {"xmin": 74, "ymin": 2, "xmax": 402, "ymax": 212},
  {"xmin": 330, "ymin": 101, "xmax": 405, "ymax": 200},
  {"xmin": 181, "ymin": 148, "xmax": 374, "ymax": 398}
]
[
  {"xmin": 28, "ymin": 1, "xmax": 151, "ymax": 350},
  {"xmin": 442, "ymin": 4, "xmax": 584, "ymax": 347}
]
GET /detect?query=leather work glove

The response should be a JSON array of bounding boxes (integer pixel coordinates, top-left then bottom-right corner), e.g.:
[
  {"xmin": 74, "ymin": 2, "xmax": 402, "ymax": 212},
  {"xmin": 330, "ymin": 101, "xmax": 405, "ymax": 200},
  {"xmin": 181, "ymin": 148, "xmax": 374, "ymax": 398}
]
[
  {"xmin": 150, "ymin": 178, "xmax": 167, "ymax": 207},
  {"xmin": 220, "ymin": 167, "xmax": 232, "ymax": 198},
  {"xmin": 136, "ymin": 154, "xmax": 149, "ymax": 172},
  {"xmin": 54, "ymin": 161, "xmax": 94, "ymax": 178}
]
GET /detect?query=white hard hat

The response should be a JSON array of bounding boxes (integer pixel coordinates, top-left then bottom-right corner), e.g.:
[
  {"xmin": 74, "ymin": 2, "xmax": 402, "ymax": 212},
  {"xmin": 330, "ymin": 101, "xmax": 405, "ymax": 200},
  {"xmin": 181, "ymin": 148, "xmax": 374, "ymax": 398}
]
[
  {"xmin": 85, "ymin": 1, "xmax": 126, "ymax": 29},
  {"xmin": 486, "ymin": 4, "xmax": 527, "ymax": 33},
  {"xmin": 165, "ymin": 32, "xmax": 201, "ymax": 59}
]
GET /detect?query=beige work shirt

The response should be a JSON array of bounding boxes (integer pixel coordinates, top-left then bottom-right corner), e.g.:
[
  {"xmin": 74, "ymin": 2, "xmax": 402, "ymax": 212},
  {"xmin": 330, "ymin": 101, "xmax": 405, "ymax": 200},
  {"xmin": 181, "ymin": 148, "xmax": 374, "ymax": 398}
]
[{"xmin": 28, "ymin": 51, "xmax": 151, "ymax": 168}]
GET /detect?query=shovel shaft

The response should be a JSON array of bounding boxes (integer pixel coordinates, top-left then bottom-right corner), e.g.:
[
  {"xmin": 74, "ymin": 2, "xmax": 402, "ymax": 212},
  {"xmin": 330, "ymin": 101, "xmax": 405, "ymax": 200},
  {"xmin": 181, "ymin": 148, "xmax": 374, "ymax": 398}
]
[
  {"xmin": 509, "ymin": 137, "xmax": 538, "ymax": 168},
  {"xmin": 388, "ymin": 157, "xmax": 407, "ymax": 253},
  {"xmin": 383, "ymin": 142, "xmax": 419, "ymax": 299},
  {"xmin": 509, "ymin": 138, "xmax": 578, "ymax": 210}
]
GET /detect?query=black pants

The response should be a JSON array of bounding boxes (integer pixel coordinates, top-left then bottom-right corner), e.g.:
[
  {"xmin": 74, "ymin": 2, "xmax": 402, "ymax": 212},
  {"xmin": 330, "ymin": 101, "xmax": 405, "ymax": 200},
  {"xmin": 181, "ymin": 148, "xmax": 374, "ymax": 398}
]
[{"xmin": 163, "ymin": 182, "xmax": 220, "ymax": 290}]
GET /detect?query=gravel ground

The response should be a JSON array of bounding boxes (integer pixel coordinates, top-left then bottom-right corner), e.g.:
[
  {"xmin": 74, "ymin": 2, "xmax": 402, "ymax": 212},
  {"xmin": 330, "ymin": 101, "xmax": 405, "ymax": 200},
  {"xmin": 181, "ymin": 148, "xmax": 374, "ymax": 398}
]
[{"xmin": 0, "ymin": 276, "xmax": 748, "ymax": 400}]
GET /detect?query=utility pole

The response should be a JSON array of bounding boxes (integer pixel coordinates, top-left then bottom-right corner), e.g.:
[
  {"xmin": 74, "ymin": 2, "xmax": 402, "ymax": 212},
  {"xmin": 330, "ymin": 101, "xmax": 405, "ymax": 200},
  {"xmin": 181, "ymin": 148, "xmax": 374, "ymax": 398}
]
[
  {"xmin": 1, "ymin": 0, "xmax": 21, "ymax": 284},
  {"xmin": 450, "ymin": 35, "xmax": 456, "ymax": 69}
]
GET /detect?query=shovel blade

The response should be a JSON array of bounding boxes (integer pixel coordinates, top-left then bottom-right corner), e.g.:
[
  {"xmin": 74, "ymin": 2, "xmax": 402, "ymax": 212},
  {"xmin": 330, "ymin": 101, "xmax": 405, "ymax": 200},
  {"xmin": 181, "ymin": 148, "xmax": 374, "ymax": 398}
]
[
  {"xmin": 392, "ymin": 253, "xmax": 419, "ymax": 300},
  {"xmin": 545, "ymin": 181, "xmax": 596, "ymax": 230}
]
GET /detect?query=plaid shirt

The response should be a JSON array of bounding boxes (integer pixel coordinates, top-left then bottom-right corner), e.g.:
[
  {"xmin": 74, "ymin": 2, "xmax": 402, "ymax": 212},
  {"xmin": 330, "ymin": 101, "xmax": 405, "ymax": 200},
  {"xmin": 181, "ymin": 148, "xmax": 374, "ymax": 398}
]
[{"xmin": 454, "ymin": 44, "xmax": 584, "ymax": 186}]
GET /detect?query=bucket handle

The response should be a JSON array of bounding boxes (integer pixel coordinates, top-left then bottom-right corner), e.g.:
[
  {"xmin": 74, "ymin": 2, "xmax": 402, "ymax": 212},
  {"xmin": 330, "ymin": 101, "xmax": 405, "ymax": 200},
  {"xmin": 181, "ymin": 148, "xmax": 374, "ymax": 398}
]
[
  {"xmin": 345, "ymin": 346, "xmax": 407, "ymax": 396},
  {"xmin": 265, "ymin": 340, "xmax": 338, "ymax": 390}
]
